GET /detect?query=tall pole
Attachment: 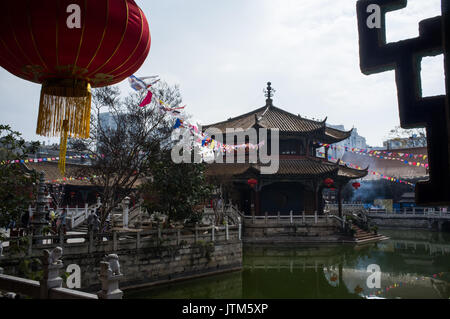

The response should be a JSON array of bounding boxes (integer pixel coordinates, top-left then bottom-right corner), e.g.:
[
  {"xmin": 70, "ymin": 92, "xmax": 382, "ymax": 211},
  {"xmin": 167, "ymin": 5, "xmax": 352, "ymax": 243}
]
[{"xmin": 31, "ymin": 172, "xmax": 49, "ymax": 244}]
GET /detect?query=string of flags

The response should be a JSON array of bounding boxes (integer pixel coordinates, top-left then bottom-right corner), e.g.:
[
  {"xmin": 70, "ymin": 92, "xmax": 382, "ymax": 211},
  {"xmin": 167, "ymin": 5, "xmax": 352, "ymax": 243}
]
[
  {"xmin": 319, "ymin": 152, "xmax": 416, "ymax": 187},
  {"xmin": 130, "ymin": 75, "xmax": 265, "ymax": 154},
  {"xmin": 368, "ymin": 272, "xmax": 446, "ymax": 297},
  {"xmin": 0, "ymin": 154, "xmax": 99, "ymax": 166},
  {"xmin": 319, "ymin": 144, "xmax": 429, "ymax": 169},
  {"xmin": 128, "ymin": 75, "xmax": 160, "ymax": 107},
  {"xmin": 319, "ymin": 143, "xmax": 428, "ymax": 159},
  {"xmin": 45, "ymin": 175, "xmax": 99, "ymax": 184}
]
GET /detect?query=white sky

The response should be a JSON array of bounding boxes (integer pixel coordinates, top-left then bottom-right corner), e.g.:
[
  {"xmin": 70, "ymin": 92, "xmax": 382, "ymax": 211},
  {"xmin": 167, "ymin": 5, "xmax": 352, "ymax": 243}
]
[{"xmin": 0, "ymin": 0, "xmax": 444, "ymax": 146}]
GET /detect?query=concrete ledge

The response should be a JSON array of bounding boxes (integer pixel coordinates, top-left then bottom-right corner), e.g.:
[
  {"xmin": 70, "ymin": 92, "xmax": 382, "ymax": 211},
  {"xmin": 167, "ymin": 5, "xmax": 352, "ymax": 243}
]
[
  {"xmin": 243, "ymin": 236, "xmax": 357, "ymax": 245},
  {"xmin": 121, "ymin": 264, "xmax": 242, "ymax": 292},
  {"xmin": 49, "ymin": 287, "xmax": 98, "ymax": 299},
  {"xmin": 0, "ymin": 274, "xmax": 40, "ymax": 299}
]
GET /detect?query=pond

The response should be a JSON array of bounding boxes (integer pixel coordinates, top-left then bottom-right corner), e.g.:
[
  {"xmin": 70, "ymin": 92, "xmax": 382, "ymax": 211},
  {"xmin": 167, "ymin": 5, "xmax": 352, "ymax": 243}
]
[{"xmin": 125, "ymin": 229, "xmax": 450, "ymax": 299}]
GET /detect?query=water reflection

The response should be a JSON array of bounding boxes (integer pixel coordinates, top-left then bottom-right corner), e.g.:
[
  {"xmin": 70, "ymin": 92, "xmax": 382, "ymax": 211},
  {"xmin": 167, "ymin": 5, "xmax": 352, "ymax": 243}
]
[{"xmin": 126, "ymin": 230, "xmax": 450, "ymax": 299}]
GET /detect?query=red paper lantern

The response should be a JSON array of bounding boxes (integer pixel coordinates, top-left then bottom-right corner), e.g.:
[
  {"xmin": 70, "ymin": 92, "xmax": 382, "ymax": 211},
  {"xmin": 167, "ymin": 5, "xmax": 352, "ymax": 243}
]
[
  {"xmin": 0, "ymin": 1, "xmax": 151, "ymax": 174},
  {"xmin": 247, "ymin": 178, "xmax": 258, "ymax": 188},
  {"xmin": 324, "ymin": 178, "xmax": 334, "ymax": 188},
  {"xmin": 352, "ymin": 182, "xmax": 361, "ymax": 190}
]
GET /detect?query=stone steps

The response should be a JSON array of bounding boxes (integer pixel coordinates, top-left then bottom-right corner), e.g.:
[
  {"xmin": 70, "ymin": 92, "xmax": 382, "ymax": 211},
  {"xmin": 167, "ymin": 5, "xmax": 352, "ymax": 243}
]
[{"xmin": 351, "ymin": 225, "xmax": 388, "ymax": 244}]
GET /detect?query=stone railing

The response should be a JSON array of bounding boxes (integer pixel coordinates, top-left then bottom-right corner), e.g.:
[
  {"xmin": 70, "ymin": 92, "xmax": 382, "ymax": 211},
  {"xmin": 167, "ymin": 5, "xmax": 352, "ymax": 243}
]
[
  {"xmin": 202, "ymin": 204, "xmax": 244, "ymax": 226},
  {"xmin": 28, "ymin": 202, "xmax": 100, "ymax": 230},
  {"xmin": 1, "ymin": 224, "xmax": 242, "ymax": 258},
  {"xmin": 0, "ymin": 247, "xmax": 124, "ymax": 299},
  {"xmin": 243, "ymin": 211, "xmax": 336, "ymax": 226}
]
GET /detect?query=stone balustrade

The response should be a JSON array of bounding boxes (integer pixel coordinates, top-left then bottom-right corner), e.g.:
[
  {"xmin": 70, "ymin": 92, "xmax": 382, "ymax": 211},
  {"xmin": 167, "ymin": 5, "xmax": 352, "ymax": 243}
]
[
  {"xmin": 0, "ymin": 247, "xmax": 124, "ymax": 299},
  {"xmin": 1, "ymin": 225, "xmax": 240, "ymax": 258}
]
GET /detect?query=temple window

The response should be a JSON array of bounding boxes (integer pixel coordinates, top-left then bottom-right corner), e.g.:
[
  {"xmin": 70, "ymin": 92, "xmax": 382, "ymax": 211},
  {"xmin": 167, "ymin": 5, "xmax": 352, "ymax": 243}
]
[{"xmin": 280, "ymin": 140, "xmax": 299, "ymax": 155}]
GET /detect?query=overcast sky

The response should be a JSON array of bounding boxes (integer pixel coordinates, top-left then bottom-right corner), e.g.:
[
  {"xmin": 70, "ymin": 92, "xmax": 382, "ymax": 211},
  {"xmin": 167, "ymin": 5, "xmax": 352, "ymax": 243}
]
[{"xmin": 0, "ymin": 0, "xmax": 444, "ymax": 146}]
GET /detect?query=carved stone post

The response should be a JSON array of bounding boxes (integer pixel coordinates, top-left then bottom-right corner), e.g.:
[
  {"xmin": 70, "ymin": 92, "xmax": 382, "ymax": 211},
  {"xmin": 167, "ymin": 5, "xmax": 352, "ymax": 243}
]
[
  {"xmin": 225, "ymin": 221, "xmax": 229, "ymax": 241},
  {"xmin": 97, "ymin": 254, "xmax": 124, "ymax": 299},
  {"xmin": 40, "ymin": 247, "xmax": 64, "ymax": 299},
  {"xmin": 122, "ymin": 197, "xmax": 130, "ymax": 229},
  {"xmin": 32, "ymin": 172, "xmax": 49, "ymax": 245}
]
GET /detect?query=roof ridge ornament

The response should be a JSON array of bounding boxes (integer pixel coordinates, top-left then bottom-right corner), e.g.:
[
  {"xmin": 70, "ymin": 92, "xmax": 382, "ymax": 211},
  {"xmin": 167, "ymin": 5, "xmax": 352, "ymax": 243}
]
[{"xmin": 263, "ymin": 82, "xmax": 275, "ymax": 107}]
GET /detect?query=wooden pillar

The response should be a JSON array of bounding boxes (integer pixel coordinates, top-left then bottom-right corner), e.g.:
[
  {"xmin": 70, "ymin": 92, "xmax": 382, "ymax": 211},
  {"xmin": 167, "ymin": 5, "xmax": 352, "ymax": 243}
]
[
  {"xmin": 313, "ymin": 181, "xmax": 319, "ymax": 214},
  {"xmin": 337, "ymin": 185, "xmax": 343, "ymax": 218},
  {"xmin": 250, "ymin": 189, "xmax": 255, "ymax": 218},
  {"xmin": 255, "ymin": 187, "xmax": 261, "ymax": 216},
  {"xmin": 318, "ymin": 187, "xmax": 324, "ymax": 214}
]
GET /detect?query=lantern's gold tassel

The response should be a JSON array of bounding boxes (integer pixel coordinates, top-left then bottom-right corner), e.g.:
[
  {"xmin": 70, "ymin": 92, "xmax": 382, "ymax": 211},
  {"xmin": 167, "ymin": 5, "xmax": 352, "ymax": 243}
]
[
  {"xmin": 58, "ymin": 120, "xmax": 69, "ymax": 176},
  {"xmin": 36, "ymin": 79, "xmax": 92, "ymax": 175}
]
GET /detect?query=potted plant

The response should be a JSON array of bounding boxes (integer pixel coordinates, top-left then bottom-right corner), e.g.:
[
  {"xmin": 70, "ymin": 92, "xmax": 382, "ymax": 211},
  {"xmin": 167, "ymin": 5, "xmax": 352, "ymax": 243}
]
[{"xmin": 371, "ymin": 226, "xmax": 378, "ymax": 235}]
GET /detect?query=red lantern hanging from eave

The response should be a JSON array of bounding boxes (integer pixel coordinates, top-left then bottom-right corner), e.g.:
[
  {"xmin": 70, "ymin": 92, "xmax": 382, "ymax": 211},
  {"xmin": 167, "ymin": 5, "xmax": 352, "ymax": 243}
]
[
  {"xmin": 0, "ymin": 0, "xmax": 151, "ymax": 175},
  {"xmin": 352, "ymin": 182, "xmax": 361, "ymax": 190},
  {"xmin": 247, "ymin": 178, "xmax": 258, "ymax": 189},
  {"xmin": 324, "ymin": 178, "xmax": 334, "ymax": 188}
]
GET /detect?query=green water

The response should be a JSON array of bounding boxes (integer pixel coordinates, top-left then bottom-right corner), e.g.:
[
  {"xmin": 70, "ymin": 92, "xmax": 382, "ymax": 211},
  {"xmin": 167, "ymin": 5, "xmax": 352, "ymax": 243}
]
[{"xmin": 126, "ymin": 229, "xmax": 450, "ymax": 299}]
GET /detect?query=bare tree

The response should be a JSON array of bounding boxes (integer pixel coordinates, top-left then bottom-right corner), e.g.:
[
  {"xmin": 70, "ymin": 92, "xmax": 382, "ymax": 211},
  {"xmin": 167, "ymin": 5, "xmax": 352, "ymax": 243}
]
[
  {"xmin": 47, "ymin": 183, "xmax": 65, "ymax": 209},
  {"xmin": 72, "ymin": 82, "xmax": 182, "ymax": 228},
  {"xmin": 385, "ymin": 126, "xmax": 427, "ymax": 149}
]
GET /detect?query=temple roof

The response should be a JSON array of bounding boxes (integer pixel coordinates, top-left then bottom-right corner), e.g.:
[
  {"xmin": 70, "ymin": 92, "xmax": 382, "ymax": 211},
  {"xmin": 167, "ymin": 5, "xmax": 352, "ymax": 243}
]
[
  {"xmin": 204, "ymin": 105, "xmax": 325, "ymax": 133},
  {"xmin": 276, "ymin": 158, "xmax": 337, "ymax": 176},
  {"xmin": 23, "ymin": 162, "xmax": 93, "ymax": 186},
  {"xmin": 206, "ymin": 158, "xmax": 368, "ymax": 179},
  {"xmin": 324, "ymin": 126, "xmax": 354, "ymax": 144},
  {"xmin": 204, "ymin": 92, "xmax": 352, "ymax": 144},
  {"xmin": 337, "ymin": 164, "xmax": 369, "ymax": 179},
  {"xmin": 22, "ymin": 162, "xmax": 146, "ymax": 187}
]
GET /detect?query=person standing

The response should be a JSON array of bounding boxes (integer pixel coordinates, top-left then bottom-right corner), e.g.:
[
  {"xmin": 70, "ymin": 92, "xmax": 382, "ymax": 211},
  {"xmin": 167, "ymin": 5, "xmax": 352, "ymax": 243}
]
[
  {"xmin": 87, "ymin": 210, "xmax": 95, "ymax": 233},
  {"xmin": 59, "ymin": 208, "xmax": 67, "ymax": 234},
  {"xmin": 92, "ymin": 214, "xmax": 100, "ymax": 233}
]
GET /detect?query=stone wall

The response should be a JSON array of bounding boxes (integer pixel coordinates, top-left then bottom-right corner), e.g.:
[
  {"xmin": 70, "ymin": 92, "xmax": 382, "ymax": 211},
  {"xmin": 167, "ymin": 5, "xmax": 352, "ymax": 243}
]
[
  {"xmin": 243, "ymin": 217, "xmax": 351, "ymax": 244},
  {"xmin": 368, "ymin": 216, "xmax": 431, "ymax": 229},
  {"xmin": 366, "ymin": 215, "xmax": 450, "ymax": 231},
  {"xmin": 0, "ymin": 227, "xmax": 242, "ymax": 293}
]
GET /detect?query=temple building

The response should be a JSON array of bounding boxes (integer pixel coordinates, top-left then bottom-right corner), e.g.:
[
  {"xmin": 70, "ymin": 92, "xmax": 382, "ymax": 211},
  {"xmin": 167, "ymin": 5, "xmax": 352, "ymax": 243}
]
[{"xmin": 204, "ymin": 83, "xmax": 368, "ymax": 217}]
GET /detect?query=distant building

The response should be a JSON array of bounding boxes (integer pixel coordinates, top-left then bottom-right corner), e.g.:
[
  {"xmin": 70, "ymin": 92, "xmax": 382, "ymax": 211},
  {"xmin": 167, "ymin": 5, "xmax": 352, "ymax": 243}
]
[
  {"xmin": 383, "ymin": 136, "xmax": 427, "ymax": 150},
  {"xmin": 27, "ymin": 142, "xmax": 90, "ymax": 166},
  {"xmin": 99, "ymin": 112, "xmax": 117, "ymax": 131},
  {"xmin": 325, "ymin": 125, "xmax": 367, "ymax": 160}
]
